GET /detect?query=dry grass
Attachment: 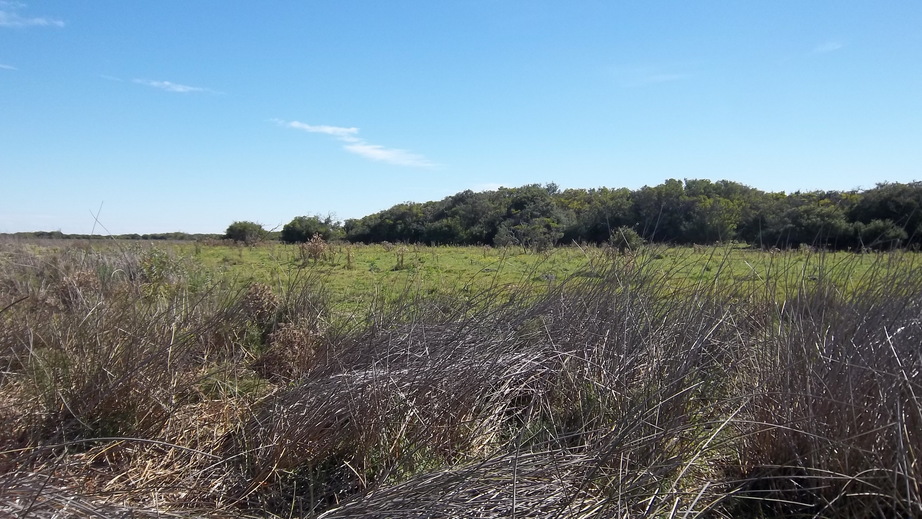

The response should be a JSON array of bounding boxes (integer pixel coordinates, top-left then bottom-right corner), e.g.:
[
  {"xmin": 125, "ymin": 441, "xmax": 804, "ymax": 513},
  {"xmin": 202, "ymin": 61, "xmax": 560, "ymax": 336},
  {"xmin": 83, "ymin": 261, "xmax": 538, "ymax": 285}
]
[{"xmin": 0, "ymin": 240, "xmax": 920, "ymax": 517}]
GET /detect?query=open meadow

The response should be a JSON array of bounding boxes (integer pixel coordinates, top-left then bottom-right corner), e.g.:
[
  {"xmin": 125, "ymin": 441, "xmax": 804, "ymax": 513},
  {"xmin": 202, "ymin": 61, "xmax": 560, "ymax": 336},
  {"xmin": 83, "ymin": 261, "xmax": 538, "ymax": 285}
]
[{"xmin": 1, "ymin": 239, "xmax": 921, "ymax": 517}]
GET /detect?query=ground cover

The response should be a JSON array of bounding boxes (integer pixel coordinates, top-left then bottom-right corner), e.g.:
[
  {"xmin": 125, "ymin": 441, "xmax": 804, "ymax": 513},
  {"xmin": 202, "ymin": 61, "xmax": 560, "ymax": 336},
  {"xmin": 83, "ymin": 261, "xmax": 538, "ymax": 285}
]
[
  {"xmin": 1, "ymin": 238, "xmax": 920, "ymax": 517},
  {"xmin": 167, "ymin": 240, "xmax": 906, "ymax": 309}
]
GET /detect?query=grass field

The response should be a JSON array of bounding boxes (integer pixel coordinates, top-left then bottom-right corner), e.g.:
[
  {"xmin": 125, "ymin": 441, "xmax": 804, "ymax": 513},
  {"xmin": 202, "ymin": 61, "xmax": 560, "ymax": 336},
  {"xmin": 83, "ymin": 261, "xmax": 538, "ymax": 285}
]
[
  {"xmin": 1, "ymin": 239, "xmax": 920, "ymax": 517},
  {"xmin": 65, "ymin": 239, "xmax": 908, "ymax": 310}
]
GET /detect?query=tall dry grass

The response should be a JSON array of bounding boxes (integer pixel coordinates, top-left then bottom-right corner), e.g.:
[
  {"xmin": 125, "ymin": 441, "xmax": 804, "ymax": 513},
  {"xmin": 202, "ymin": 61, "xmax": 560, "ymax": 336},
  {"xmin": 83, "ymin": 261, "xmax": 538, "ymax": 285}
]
[{"xmin": 0, "ymin": 240, "xmax": 920, "ymax": 517}]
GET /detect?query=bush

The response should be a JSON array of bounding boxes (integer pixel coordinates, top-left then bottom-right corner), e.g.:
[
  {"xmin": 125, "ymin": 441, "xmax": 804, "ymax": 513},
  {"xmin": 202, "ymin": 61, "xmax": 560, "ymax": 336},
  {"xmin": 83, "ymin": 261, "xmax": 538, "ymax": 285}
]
[
  {"xmin": 224, "ymin": 221, "xmax": 267, "ymax": 244},
  {"xmin": 609, "ymin": 225, "xmax": 644, "ymax": 252}
]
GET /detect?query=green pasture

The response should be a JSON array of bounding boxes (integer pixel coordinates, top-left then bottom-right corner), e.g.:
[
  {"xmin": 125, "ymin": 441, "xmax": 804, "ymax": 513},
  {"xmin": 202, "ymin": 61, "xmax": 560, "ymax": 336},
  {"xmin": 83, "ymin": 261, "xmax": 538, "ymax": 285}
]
[
  {"xmin": 178, "ymin": 241, "xmax": 917, "ymax": 312},
  {"xmin": 4, "ymin": 238, "xmax": 915, "ymax": 317},
  {"xmin": 184, "ymin": 242, "xmax": 588, "ymax": 314}
]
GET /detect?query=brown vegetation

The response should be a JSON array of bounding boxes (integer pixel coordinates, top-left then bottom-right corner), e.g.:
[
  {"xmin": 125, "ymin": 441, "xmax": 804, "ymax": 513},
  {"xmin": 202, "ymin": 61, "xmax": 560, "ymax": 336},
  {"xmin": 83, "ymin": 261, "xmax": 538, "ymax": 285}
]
[{"xmin": 1, "ymin": 240, "xmax": 920, "ymax": 517}]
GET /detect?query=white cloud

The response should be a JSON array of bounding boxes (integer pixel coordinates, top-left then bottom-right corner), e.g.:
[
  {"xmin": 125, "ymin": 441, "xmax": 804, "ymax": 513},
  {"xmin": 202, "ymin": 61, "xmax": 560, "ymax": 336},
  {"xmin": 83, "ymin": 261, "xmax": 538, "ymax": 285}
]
[
  {"xmin": 343, "ymin": 142, "xmax": 435, "ymax": 168},
  {"xmin": 0, "ymin": 3, "xmax": 64, "ymax": 27},
  {"xmin": 278, "ymin": 119, "xmax": 435, "ymax": 168},
  {"xmin": 812, "ymin": 41, "xmax": 844, "ymax": 54},
  {"xmin": 0, "ymin": 63, "xmax": 16, "ymax": 70},
  {"xmin": 133, "ymin": 79, "xmax": 212, "ymax": 93},
  {"xmin": 282, "ymin": 121, "xmax": 360, "ymax": 141}
]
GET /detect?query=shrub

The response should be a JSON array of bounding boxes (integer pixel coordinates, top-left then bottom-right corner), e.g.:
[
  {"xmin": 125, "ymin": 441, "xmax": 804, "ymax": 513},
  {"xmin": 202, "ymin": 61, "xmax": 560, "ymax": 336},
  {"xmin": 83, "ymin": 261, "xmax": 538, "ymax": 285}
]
[
  {"xmin": 299, "ymin": 233, "xmax": 330, "ymax": 264},
  {"xmin": 224, "ymin": 221, "xmax": 267, "ymax": 245},
  {"xmin": 609, "ymin": 225, "xmax": 644, "ymax": 252}
]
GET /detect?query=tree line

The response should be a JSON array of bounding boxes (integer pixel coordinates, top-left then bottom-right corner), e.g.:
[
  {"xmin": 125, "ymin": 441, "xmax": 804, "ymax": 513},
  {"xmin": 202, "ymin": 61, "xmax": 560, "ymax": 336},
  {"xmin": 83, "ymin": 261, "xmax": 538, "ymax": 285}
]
[
  {"xmin": 16, "ymin": 179, "xmax": 915, "ymax": 251},
  {"xmin": 294, "ymin": 179, "xmax": 917, "ymax": 251},
  {"xmin": 223, "ymin": 179, "xmax": 921, "ymax": 250}
]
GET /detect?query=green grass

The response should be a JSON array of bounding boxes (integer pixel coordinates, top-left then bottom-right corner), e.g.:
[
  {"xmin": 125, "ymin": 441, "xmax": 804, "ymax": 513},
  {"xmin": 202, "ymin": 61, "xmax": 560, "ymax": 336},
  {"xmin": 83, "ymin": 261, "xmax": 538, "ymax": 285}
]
[
  {"xmin": 178, "ymin": 241, "xmax": 914, "ymax": 312},
  {"xmin": 175, "ymin": 242, "xmax": 598, "ymax": 315}
]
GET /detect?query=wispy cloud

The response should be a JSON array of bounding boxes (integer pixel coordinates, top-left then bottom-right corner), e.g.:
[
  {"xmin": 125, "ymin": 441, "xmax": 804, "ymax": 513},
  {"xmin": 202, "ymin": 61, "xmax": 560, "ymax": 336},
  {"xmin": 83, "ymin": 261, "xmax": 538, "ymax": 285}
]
[
  {"xmin": 812, "ymin": 41, "xmax": 844, "ymax": 54},
  {"xmin": 0, "ymin": 63, "xmax": 16, "ymax": 70},
  {"xmin": 0, "ymin": 2, "xmax": 64, "ymax": 28},
  {"xmin": 342, "ymin": 143, "xmax": 434, "ymax": 168},
  {"xmin": 277, "ymin": 119, "xmax": 436, "ymax": 168},
  {"xmin": 133, "ymin": 79, "xmax": 214, "ymax": 93},
  {"xmin": 284, "ymin": 121, "xmax": 360, "ymax": 141}
]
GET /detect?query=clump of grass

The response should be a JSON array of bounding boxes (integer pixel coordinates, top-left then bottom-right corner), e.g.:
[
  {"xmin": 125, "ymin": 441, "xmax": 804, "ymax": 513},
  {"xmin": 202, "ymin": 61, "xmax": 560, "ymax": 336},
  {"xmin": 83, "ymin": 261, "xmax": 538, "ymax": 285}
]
[
  {"xmin": 729, "ymin": 252, "xmax": 922, "ymax": 518},
  {"xmin": 0, "ymin": 242, "xmax": 266, "ymax": 515},
  {"xmin": 222, "ymin": 249, "xmax": 751, "ymax": 516}
]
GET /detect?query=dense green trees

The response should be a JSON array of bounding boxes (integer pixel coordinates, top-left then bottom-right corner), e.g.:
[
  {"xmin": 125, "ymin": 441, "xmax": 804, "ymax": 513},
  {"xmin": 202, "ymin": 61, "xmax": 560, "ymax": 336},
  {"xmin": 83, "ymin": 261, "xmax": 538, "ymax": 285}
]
[
  {"xmin": 342, "ymin": 181, "xmax": 921, "ymax": 250},
  {"xmin": 849, "ymin": 182, "xmax": 922, "ymax": 247},
  {"xmin": 281, "ymin": 215, "xmax": 341, "ymax": 243},
  {"xmin": 560, "ymin": 187, "xmax": 633, "ymax": 243},
  {"xmin": 492, "ymin": 184, "xmax": 568, "ymax": 251},
  {"xmin": 854, "ymin": 219, "xmax": 908, "ymax": 249},
  {"xmin": 209, "ymin": 180, "xmax": 922, "ymax": 251}
]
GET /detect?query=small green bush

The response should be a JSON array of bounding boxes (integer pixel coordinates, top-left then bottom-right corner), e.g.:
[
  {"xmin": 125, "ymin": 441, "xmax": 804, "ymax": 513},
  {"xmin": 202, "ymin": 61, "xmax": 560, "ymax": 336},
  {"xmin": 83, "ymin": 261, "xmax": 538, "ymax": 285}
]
[{"xmin": 609, "ymin": 225, "xmax": 644, "ymax": 252}]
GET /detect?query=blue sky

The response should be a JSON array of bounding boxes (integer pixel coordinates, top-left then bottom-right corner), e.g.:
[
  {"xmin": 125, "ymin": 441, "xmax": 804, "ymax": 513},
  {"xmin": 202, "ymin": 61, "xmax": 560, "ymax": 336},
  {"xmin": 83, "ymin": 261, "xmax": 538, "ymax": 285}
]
[{"xmin": 2, "ymin": 1, "xmax": 920, "ymax": 234}]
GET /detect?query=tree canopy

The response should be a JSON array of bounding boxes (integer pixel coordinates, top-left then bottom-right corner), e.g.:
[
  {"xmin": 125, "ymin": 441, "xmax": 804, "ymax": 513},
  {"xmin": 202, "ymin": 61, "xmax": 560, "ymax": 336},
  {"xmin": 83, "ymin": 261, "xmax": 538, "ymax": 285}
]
[
  {"xmin": 339, "ymin": 180, "xmax": 922, "ymax": 251},
  {"xmin": 281, "ymin": 215, "xmax": 341, "ymax": 243}
]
